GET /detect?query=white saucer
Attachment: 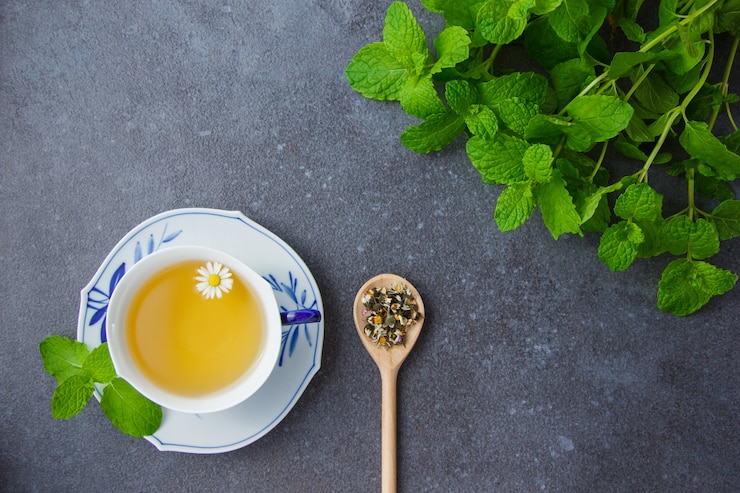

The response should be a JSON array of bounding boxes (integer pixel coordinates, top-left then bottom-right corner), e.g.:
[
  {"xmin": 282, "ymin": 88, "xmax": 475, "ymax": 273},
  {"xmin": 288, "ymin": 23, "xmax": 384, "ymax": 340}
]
[{"xmin": 77, "ymin": 208, "xmax": 324, "ymax": 453}]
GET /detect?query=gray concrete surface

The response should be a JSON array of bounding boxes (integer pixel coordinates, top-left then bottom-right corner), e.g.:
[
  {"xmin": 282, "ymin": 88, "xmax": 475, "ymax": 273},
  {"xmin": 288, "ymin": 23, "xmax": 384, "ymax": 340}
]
[{"xmin": 1, "ymin": 1, "xmax": 738, "ymax": 492}]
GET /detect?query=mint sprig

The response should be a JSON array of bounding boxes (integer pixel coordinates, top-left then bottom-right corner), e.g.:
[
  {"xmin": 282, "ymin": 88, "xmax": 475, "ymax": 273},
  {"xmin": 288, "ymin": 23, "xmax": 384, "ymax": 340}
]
[
  {"xmin": 39, "ymin": 336, "xmax": 162, "ymax": 438},
  {"xmin": 346, "ymin": 0, "xmax": 740, "ymax": 316}
]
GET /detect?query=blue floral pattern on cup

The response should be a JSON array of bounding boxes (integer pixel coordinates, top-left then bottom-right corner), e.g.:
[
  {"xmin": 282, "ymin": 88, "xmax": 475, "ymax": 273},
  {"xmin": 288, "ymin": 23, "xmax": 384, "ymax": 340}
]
[{"xmin": 263, "ymin": 272, "xmax": 319, "ymax": 367}]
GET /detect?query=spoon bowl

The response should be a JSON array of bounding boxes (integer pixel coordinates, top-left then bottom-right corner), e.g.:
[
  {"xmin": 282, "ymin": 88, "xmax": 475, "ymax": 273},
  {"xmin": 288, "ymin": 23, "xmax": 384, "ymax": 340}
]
[{"xmin": 353, "ymin": 273, "xmax": 425, "ymax": 493}]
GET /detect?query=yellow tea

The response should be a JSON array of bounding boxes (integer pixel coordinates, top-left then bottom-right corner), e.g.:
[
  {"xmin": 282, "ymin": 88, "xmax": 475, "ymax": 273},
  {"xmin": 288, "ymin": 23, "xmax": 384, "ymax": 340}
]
[{"xmin": 125, "ymin": 259, "xmax": 265, "ymax": 396}]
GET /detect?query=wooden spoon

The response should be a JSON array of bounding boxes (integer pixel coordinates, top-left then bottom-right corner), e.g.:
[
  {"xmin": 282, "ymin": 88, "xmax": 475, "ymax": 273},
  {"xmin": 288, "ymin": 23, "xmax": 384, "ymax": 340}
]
[{"xmin": 353, "ymin": 274, "xmax": 425, "ymax": 493}]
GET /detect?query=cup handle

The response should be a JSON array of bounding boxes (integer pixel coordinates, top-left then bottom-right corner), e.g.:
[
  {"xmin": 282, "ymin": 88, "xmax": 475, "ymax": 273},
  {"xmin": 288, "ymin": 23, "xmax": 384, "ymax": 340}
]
[{"xmin": 280, "ymin": 309, "xmax": 322, "ymax": 325}]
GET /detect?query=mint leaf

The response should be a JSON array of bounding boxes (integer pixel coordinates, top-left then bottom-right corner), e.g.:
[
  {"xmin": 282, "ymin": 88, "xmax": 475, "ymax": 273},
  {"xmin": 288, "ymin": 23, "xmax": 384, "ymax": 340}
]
[
  {"xmin": 550, "ymin": 58, "xmax": 595, "ymax": 110},
  {"xmin": 631, "ymin": 66, "xmax": 679, "ymax": 114},
  {"xmin": 497, "ymin": 98, "xmax": 540, "ymax": 135},
  {"xmin": 617, "ymin": 17, "xmax": 646, "ymax": 43},
  {"xmin": 548, "ymin": 0, "xmax": 590, "ymax": 43},
  {"xmin": 478, "ymin": 72, "xmax": 549, "ymax": 108},
  {"xmin": 465, "ymin": 104, "xmax": 499, "ymax": 139},
  {"xmin": 51, "ymin": 374, "xmax": 95, "ymax": 420},
  {"xmin": 400, "ymin": 75, "xmax": 446, "ymax": 118},
  {"xmin": 421, "ymin": 0, "xmax": 488, "ymax": 30},
  {"xmin": 657, "ymin": 259, "xmax": 737, "ymax": 316},
  {"xmin": 679, "ymin": 121, "xmax": 740, "ymax": 180},
  {"xmin": 525, "ymin": 113, "xmax": 594, "ymax": 151},
  {"xmin": 467, "ymin": 134, "xmax": 529, "ymax": 184},
  {"xmin": 658, "ymin": 0, "xmax": 678, "ymax": 26},
  {"xmin": 716, "ymin": 0, "xmax": 740, "ymax": 37},
  {"xmin": 401, "ymin": 112, "xmax": 467, "ymax": 153},
  {"xmin": 82, "ymin": 343, "xmax": 117, "ymax": 384},
  {"xmin": 522, "ymin": 143, "xmax": 553, "ymax": 183},
  {"xmin": 609, "ymin": 51, "xmax": 658, "ymax": 79},
  {"xmin": 537, "ymin": 169, "xmax": 582, "ymax": 239},
  {"xmin": 345, "ymin": 43, "xmax": 407, "ymax": 101},
  {"xmin": 432, "ymin": 26, "xmax": 471, "ymax": 73},
  {"xmin": 39, "ymin": 335, "xmax": 90, "ymax": 384},
  {"xmin": 566, "ymin": 95, "xmax": 634, "ymax": 141},
  {"xmin": 478, "ymin": 0, "xmax": 530, "ymax": 44},
  {"xmin": 663, "ymin": 216, "xmax": 720, "ymax": 260},
  {"xmin": 613, "ymin": 183, "xmax": 663, "ymax": 221},
  {"xmin": 446, "ymin": 79, "xmax": 476, "ymax": 114},
  {"xmin": 495, "ymin": 181, "xmax": 536, "ymax": 231},
  {"xmin": 383, "ymin": 2, "xmax": 429, "ymax": 67},
  {"xmin": 532, "ymin": 0, "xmax": 564, "ymax": 15},
  {"xmin": 711, "ymin": 200, "xmax": 740, "ymax": 241},
  {"xmin": 635, "ymin": 218, "xmax": 667, "ymax": 258},
  {"xmin": 100, "ymin": 377, "xmax": 163, "ymax": 438},
  {"xmin": 598, "ymin": 221, "xmax": 645, "ymax": 271},
  {"xmin": 523, "ymin": 16, "xmax": 579, "ymax": 70}
]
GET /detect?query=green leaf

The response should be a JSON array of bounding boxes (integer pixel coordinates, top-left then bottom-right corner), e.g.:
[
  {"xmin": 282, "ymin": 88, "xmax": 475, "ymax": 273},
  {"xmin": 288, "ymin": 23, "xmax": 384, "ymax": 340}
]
[
  {"xmin": 598, "ymin": 221, "xmax": 645, "ymax": 271},
  {"xmin": 609, "ymin": 51, "xmax": 668, "ymax": 80},
  {"xmin": 478, "ymin": 72, "xmax": 549, "ymax": 108},
  {"xmin": 695, "ymin": 173, "xmax": 736, "ymax": 202},
  {"xmin": 537, "ymin": 168, "xmax": 582, "ymax": 238},
  {"xmin": 663, "ymin": 216, "xmax": 720, "ymax": 260},
  {"xmin": 617, "ymin": 17, "xmax": 646, "ymax": 43},
  {"xmin": 383, "ymin": 2, "xmax": 429, "ymax": 67},
  {"xmin": 497, "ymin": 98, "xmax": 540, "ymax": 135},
  {"xmin": 523, "ymin": 16, "xmax": 579, "ymax": 70},
  {"xmin": 467, "ymin": 133, "xmax": 529, "ymax": 184},
  {"xmin": 522, "ymin": 143, "xmax": 553, "ymax": 183},
  {"xmin": 432, "ymin": 26, "xmax": 471, "ymax": 73},
  {"xmin": 465, "ymin": 105, "xmax": 499, "ymax": 139},
  {"xmin": 51, "ymin": 374, "xmax": 95, "ymax": 420},
  {"xmin": 550, "ymin": 58, "xmax": 595, "ymax": 110},
  {"xmin": 399, "ymin": 75, "xmax": 446, "ymax": 118},
  {"xmin": 566, "ymin": 95, "xmax": 634, "ymax": 141},
  {"xmin": 82, "ymin": 343, "xmax": 117, "ymax": 384},
  {"xmin": 478, "ymin": 0, "xmax": 530, "ymax": 44},
  {"xmin": 421, "ymin": 0, "xmax": 488, "ymax": 30},
  {"xmin": 716, "ymin": 0, "xmax": 740, "ymax": 37},
  {"xmin": 711, "ymin": 200, "xmax": 740, "ymax": 241},
  {"xmin": 679, "ymin": 121, "xmax": 740, "ymax": 180},
  {"xmin": 635, "ymin": 218, "xmax": 666, "ymax": 258},
  {"xmin": 525, "ymin": 113, "xmax": 595, "ymax": 151},
  {"xmin": 613, "ymin": 183, "xmax": 663, "ymax": 221},
  {"xmin": 578, "ymin": 178, "xmax": 629, "ymax": 224},
  {"xmin": 625, "ymin": 114, "xmax": 654, "ymax": 143},
  {"xmin": 345, "ymin": 43, "xmax": 408, "ymax": 101},
  {"xmin": 548, "ymin": 0, "xmax": 591, "ymax": 43},
  {"xmin": 663, "ymin": 31, "xmax": 705, "ymax": 76},
  {"xmin": 445, "ymin": 79, "xmax": 476, "ymax": 114},
  {"xmin": 495, "ymin": 181, "xmax": 537, "ymax": 231},
  {"xmin": 658, "ymin": 0, "xmax": 678, "ymax": 26},
  {"xmin": 39, "ymin": 336, "xmax": 90, "ymax": 384},
  {"xmin": 100, "ymin": 378, "xmax": 163, "ymax": 438},
  {"xmin": 401, "ymin": 112, "xmax": 467, "ymax": 153},
  {"xmin": 532, "ymin": 0, "xmax": 563, "ymax": 15},
  {"xmin": 657, "ymin": 259, "xmax": 737, "ymax": 316},
  {"xmin": 631, "ymin": 66, "xmax": 679, "ymax": 114}
]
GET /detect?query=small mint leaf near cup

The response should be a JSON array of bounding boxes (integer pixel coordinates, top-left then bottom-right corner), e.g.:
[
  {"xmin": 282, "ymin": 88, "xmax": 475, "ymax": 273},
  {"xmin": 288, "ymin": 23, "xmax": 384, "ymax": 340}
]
[{"xmin": 40, "ymin": 337, "xmax": 164, "ymax": 438}]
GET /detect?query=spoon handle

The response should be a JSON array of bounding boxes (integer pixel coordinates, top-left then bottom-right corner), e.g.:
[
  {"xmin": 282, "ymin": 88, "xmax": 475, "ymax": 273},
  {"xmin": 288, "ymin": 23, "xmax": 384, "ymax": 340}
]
[{"xmin": 381, "ymin": 366, "xmax": 399, "ymax": 493}]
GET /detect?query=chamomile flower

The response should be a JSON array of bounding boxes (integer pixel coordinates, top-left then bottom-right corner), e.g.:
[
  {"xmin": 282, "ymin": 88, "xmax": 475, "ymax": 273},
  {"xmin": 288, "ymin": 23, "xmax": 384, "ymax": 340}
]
[{"xmin": 195, "ymin": 261, "xmax": 234, "ymax": 299}]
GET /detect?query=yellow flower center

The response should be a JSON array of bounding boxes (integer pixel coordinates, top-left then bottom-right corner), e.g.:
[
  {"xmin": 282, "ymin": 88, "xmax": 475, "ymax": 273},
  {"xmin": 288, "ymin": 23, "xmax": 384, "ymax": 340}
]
[{"xmin": 207, "ymin": 273, "xmax": 221, "ymax": 287}]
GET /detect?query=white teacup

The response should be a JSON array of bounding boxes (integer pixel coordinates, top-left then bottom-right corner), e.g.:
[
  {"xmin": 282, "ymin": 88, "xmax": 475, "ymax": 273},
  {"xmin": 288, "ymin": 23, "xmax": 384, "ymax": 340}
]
[{"xmin": 107, "ymin": 245, "xmax": 314, "ymax": 414}]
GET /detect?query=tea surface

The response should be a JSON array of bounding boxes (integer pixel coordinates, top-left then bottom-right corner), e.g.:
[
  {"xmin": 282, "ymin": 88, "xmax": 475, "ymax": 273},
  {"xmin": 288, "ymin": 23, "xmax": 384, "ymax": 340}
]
[{"xmin": 125, "ymin": 260, "xmax": 264, "ymax": 396}]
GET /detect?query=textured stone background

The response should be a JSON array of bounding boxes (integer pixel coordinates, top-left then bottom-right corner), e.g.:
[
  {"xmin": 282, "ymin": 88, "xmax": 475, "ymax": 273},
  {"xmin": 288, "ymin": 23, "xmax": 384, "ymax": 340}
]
[{"xmin": 1, "ymin": 1, "xmax": 738, "ymax": 491}]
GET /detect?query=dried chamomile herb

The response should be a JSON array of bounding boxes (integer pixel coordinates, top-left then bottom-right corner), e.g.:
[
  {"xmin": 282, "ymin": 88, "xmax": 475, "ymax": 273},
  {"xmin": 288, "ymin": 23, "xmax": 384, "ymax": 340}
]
[{"xmin": 361, "ymin": 283, "xmax": 422, "ymax": 348}]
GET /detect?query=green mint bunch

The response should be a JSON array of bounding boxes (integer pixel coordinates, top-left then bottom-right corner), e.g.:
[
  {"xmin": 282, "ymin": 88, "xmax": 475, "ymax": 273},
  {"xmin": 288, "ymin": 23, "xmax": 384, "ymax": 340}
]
[
  {"xmin": 39, "ymin": 336, "xmax": 162, "ymax": 438},
  {"xmin": 345, "ymin": 0, "xmax": 740, "ymax": 316}
]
